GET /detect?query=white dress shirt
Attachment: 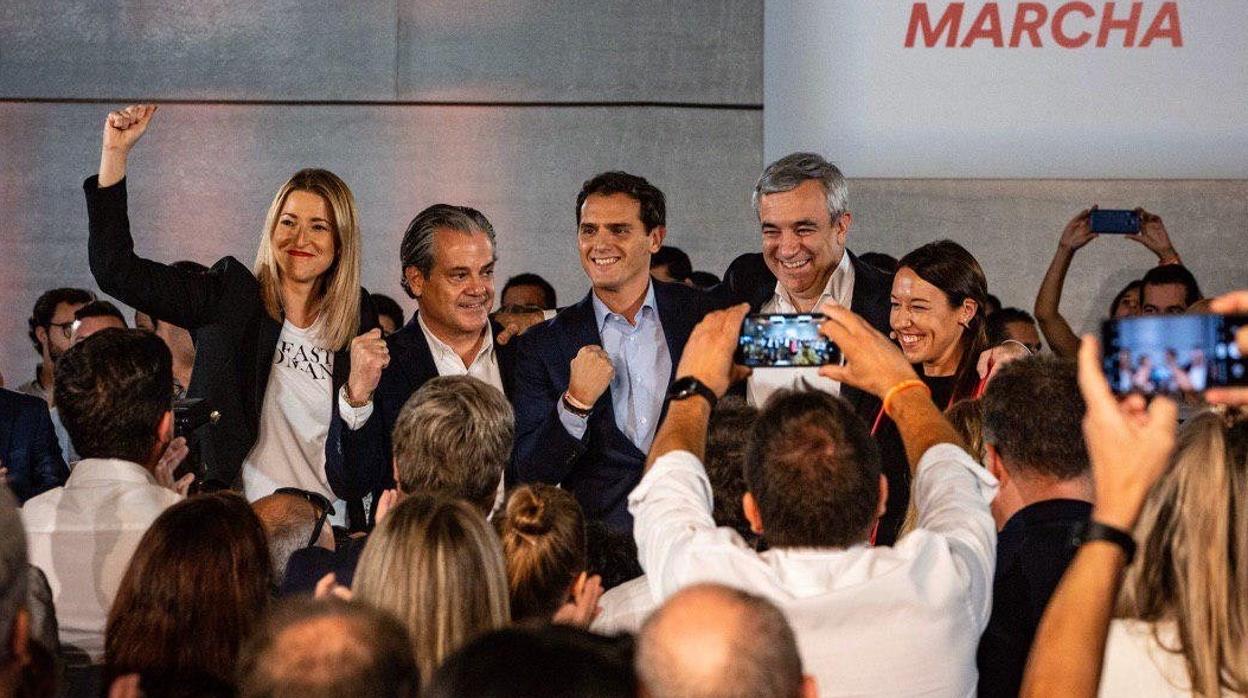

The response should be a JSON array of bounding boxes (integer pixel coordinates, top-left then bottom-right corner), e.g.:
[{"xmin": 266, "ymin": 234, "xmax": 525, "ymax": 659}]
[
  {"xmin": 629, "ymin": 443, "xmax": 997, "ymax": 697},
  {"xmin": 592, "ymin": 574, "xmax": 658, "ymax": 636},
  {"xmin": 21, "ymin": 458, "xmax": 182, "ymax": 663},
  {"xmin": 749, "ymin": 253, "xmax": 855, "ymax": 406}
]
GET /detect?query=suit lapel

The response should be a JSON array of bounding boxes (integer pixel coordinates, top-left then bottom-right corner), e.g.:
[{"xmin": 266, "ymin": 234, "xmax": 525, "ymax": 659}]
[
  {"xmin": 253, "ymin": 315, "xmax": 282, "ymax": 421},
  {"xmin": 653, "ymin": 281, "xmax": 696, "ymax": 383},
  {"xmin": 393, "ymin": 313, "xmax": 439, "ymax": 389}
]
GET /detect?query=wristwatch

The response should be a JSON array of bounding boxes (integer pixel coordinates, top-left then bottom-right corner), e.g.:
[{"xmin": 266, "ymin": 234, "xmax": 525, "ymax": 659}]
[
  {"xmin": 1074, "ymin": 520, "xmax": 1137, "ymax": 565},
  {"xmin": 666, "ymin": 376, "xmax": 718, "ymax": 411}
]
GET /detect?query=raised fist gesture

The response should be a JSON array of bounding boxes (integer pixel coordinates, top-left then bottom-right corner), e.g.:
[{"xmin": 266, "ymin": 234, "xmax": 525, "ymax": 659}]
[
  {"xmin": 99, "ymin": 104, "xmax": 157, "ymax": 187},
  {"xmin": 346, "ymin": 328, "xmax": 390, "ymax": 407}
]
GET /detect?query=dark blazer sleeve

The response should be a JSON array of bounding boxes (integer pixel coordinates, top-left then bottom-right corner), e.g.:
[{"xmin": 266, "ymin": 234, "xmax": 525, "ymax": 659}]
[
  {"xmin": 509, "ymin": 328, "xmax": 589, "ymax": 486},
  {"xmin": 325, "ymin": 292, "xmax": 387, "ymax": 501},
  {"xmin": 85, "ymin": 176, "xmax": 226, "ymax": 330},
  {"xmin": 2, "ymin": 392, "xmax": 68, "ymax": 503}
]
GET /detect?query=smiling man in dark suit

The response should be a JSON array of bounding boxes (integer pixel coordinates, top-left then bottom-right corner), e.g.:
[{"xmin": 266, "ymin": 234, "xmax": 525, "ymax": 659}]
[
  {"xmin": 510, "ymin": 172, "xmax": 714, "ymax": 532},
  {"xmin": 325, "ymin": 204, "xmax": 517, "ymax": 512},
  {"xmin": 720, "ymin": 152, "xmax": 894, "ymax": 422}
]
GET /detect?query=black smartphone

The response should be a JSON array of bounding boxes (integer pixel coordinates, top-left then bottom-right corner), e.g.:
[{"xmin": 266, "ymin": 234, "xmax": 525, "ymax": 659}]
[
  {"xmin": 1088, "ymin": 209, "xmax": 1141, "ymax": 234},
  {"xmin": 1102, "ymin": 314, "xmax": 1247, "ymax": 396},
  {"xmin": 736, "ymin": 313, "xmax": 840, "ymax": 368}
]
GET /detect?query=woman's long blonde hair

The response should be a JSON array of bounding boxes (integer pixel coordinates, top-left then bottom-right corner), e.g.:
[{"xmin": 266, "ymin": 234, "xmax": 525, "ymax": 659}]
[
  {"xmin": 1118, "ymin": 408, "xmax": 1248, "ymax": 695},
  {"xmin": 254, "ymin": 168, "xmax": 361, "ymax": 351},
  {"xmin": 353, "ymin": 494, "xmax": 510, "ymax": 683}
]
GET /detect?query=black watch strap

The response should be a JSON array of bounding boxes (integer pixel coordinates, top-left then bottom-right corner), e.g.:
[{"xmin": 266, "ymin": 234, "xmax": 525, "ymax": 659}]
[
  {"xmin": 667, "ymin": 377, "xmax": 718, "ymax": 411},
  {"xmin": 1076, "ymin": 520, "xmax": 1137, "ymax": 565},
  {"xmin": 562, "ymin": 393, "xmax": 593, "ymax": 418}
]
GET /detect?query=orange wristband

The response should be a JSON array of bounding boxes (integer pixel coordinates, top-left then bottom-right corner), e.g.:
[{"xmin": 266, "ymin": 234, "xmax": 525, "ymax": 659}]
[{"xmin": 882, "ymin": 379, "xmax": 931, "ymax": 418}]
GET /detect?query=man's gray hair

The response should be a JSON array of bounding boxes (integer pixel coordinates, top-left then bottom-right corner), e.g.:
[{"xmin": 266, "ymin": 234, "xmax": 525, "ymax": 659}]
[
  {"xmin": 399, "ymin": 204, "xmax": 496, "ymax": 298},
  {"xmin": 391, "ymin": 375, "xmax": 514, "ymax": 514},
  {"xmin": 0, "ymin": 485, "xmax": 28, "ymax": 664},
  {"xmin": 636, "ymin": 583, "xmax": 805, "ymax": 698},
  {"xmin": 752, "ymin": 152, "xmax": 849, "ymax": 220}
]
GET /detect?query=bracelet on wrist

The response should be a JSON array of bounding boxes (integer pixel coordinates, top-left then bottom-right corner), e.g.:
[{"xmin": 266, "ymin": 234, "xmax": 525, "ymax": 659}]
[
  {"xmin": 882, "ymin": 379, "xmax": 931, "ymax": 418},
  {"xmin": 562, "ymin": 392, "xmax": 593, "ymax": 418}
]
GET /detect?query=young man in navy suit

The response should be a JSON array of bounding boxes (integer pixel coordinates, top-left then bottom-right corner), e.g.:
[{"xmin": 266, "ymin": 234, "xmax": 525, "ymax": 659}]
[{"xmin": 510, "ymin": 172, "xmax": 715, "ymax": 532}]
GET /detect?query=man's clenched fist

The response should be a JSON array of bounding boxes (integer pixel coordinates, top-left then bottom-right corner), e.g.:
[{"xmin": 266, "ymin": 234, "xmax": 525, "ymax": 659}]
[{"xmin": 567, "ymin": 345, "xmax": 615, "ymax": 408}]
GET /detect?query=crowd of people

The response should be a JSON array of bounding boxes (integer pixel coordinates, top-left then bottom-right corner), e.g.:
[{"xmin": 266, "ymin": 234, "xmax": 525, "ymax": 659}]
[{"xmin": 0, "ymin": 103, "xmax": 1245, "ymax": 697}]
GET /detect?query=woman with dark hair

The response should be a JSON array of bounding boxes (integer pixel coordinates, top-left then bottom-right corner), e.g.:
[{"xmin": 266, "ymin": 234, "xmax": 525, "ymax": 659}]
[
  {"xmin": 873, "ymin": 239, "xmax": 989, "ymax": 544},
  {"xmin": 494, "ymin": 484, "xmax": 601, "ymax": 624},
  {"xmin": 105, "ymin": 493, "xmax": 272, "ymax": 692}
]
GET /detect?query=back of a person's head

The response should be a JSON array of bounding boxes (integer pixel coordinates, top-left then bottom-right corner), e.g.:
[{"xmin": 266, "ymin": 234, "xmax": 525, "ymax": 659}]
[
  {"xmin": 1141, "ymin": 264, "xmax": 1202, "ymax": 307},
  {"xmin": 252, "ymin": 492, "xmax": 320, "ymax": 582},
  {"xmin": 636, "ymin": 583, "xmax": 808, "ymax": 698},
  {"xmin": 584, "ymin": 520, "xmax": 644, "ymax": 590},
  {"xmin": 425, "ymin": 625, "xmax": 635, "ymax": 698},
  {"xmin": 745, "ymin": 389, "xmax": 880, "ymax": 548},
  {"xmin": 73, "ymin": 299, "xmax": 127, "ymax": 325},
  {"xmin": 945, "ymin": 398, "xmax": 986, "ymax": 462},
  {"xmin": 54, "ymin": 328, "xmax": 172, "ymax": 465},
  {"xmin": 238, "ymin": 598, "xmax": 419, "ymax": 698},
  {"xmin": 982, "ymin": 355, "xmax": 1088, "ymax": 481},
  {"xmin": 1119, "ymin": 409, "xmax": 1248, "ymax": 695},
  {"xmin": 106, "ymin": 493, "xmax": 272, "ymax": 689},
  {"xmin": 353, "ymin": 494, "xmax": 510, "ymax": 682},
  {"xmin": 0, "ymin": 486, "xmax": 27, "ymax": 674},
  {"xmin": 705, "ymin": 398, "xmax": 760, "ymax": 541},
  {"xmin": 391, "ymin": 375, "xmax": 513, "ymax": 513},
  {"xmin": 494, "ymin": 484, "xmax": 587, "ymax": 621},
  {"xmin": 650, "ymin": 246, "xmax": 693, "ymax": 281}
]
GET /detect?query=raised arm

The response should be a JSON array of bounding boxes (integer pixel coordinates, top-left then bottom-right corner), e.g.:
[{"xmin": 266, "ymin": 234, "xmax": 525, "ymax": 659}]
[
  {"xmin": 1034, "ymin": 209, "xmax": 1094, "ymax": 359},
  {"xmin": 88, "ymin": 105, "xmax": 223, "ymax": 329},
  {"xmin": 1020, "ymin": 336, "xmax": 1177, "ymax": 698}
]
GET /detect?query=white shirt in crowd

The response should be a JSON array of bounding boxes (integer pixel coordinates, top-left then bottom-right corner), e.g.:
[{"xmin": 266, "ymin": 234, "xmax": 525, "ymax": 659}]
[
  {"xmin": 21, "ymin": 458, "xmax": 182, "ymax": 663},
  {"xmin": 1100, "ymin": 619, "xmax": 1206, "ymax": 697},
  {"xmin": 243, "ymin": 320, "xmax": 337, "ymax": 507},
  {"xmin": 629, "ymin": 443, "xmax": 997, "ymax": 698},
  {"xmin": 592, "ymin": 574, "xmax": 657, "ymax": 636},
  {"xmin": 749, "ymin": 252, "xmax": 854, "ymax": 406},
  {"xmin": 338, "ymin": 313, "xmax": 507, "ymax": 513}
]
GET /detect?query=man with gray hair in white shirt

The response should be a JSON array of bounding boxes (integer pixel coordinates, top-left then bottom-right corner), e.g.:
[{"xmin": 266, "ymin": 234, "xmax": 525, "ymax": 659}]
[{"xmin": 630, "ymin": 302, "xmax": 996, "ymax": 697}]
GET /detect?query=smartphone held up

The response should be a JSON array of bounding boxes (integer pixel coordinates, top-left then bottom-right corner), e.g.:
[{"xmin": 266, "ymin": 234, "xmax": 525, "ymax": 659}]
[
  {"xmin": 736, "ymin": 313, "xmax": 840, "ymax": 368},
  {"xmin": 1102, "ymin": 314, "xmax": 1248, "ymax": 397}
]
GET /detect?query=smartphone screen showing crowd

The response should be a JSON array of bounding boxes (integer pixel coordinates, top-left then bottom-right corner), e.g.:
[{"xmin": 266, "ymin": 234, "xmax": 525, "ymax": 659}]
[
  {"xmin": 736, "ymin": 313, "xmax": 840, "ymax": 368},
  {"xmin": 1102, "ymin": 314, "xmax": 1247, "ymax": 396}
]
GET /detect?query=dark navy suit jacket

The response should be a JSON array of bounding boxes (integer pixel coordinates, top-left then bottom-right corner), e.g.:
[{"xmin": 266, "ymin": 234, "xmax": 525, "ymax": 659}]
[
  {"xmin": 509, "ymin": 280, "xmax": 717, "ymax": 532},
  {"xmin": 0, "ymin": 388, "xmax": 68, "ymax": 503},
  {"xmin": 325, "ymin": 312, "xmax": 517, "ymax": 503}
]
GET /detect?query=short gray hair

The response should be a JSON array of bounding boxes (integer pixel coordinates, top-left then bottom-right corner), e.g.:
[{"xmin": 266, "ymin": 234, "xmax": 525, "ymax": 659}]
[
  {"xmin": 636, "ymin": 583, "xmax": 804, "ymax": 698},
  {"xmin": 399, "ymin": 204, "xmax": 497, "ymax": 298},
  {"xmin": 0, "ymin": 486, "xmax": 27, "ymax": 664},
  {"xmin": 752, "ymin": 152, "xmax": 848, "ymax": 220},
  {"xmin": 391, "ymin": 376, "xmax": 513, "ymax": 513}
]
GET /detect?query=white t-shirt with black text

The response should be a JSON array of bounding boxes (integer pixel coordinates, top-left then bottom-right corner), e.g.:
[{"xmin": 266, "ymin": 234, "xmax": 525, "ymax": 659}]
[{"xmin": 242, "ymin": 320, "xmax": 335, "ymax": 503}]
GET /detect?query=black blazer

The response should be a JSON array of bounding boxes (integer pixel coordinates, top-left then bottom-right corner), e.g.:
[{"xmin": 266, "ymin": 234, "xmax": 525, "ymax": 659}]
[
  {"xmin": 719, "ymin": 251, "xmax": 894, "ymax": 423},
  {"xmin": 0, "ymin": 388, "xmax": 68, "ymax": 503},
  {"xmin": 85, "ymin": 176, "xmax": 376, "ymax": 492},
  {"xmin": 324, "ymin": 312, "xmax": 518, "ymax": 500},
  {"xmin": 509, "ymin": 280, "xmax": 714, "ymax": 532}
]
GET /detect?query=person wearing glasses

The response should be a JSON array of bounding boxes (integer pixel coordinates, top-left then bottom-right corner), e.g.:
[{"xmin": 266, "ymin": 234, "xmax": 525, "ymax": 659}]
[
  {"xmin": 20, "ymin": 288, "xmax": 96, "ymax": 406},
  {"xmin": 86, "ymin": 105, "xmax": 378, "ymax": 516}
]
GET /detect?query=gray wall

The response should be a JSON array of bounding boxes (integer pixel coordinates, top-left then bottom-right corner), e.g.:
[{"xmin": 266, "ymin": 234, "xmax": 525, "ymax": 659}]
[
  {"xmin": 1, "ymin": 1, "xmax": 1244, "ymax": 385},
  {"xmin": 0, "ymin": 1, "xmax": 764, "ymax": 383}
]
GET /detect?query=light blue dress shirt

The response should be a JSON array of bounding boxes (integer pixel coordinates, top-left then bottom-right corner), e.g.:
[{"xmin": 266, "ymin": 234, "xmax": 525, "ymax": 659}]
[{"xmin": 558, "ymin": 283, "xmax": 671, "ymax": 454}]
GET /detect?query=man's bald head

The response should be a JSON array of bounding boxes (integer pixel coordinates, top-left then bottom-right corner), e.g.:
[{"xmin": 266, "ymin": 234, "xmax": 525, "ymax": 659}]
[
  {"xmin": 238, "ymin": 598, "xmax": 418, "ymax": 698},
  {"xmin": 636, "ymin": 583, "xmax": 810, "ymax": 698},
  {"xmin": 252, "ymin": 493, "xmax": 332, "ymax": 582}
]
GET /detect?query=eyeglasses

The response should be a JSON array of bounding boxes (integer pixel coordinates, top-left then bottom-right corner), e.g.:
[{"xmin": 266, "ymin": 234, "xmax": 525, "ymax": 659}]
[
  {"xmin": 47, "ymin": 320, "xmax": 77, "ymax": 340},
  {"xmin": 274, "ymin": 487, "xmax": 335, "ymax": 548}
]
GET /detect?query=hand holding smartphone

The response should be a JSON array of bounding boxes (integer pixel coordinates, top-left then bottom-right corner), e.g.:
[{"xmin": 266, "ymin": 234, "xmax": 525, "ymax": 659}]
[
  {"xmin": 1102, "ymin": 314, "xmax": 1247, "ymax": 397},
  {"xmin": 1088, "ymin": 208, "xmax": 1141, "ymax": 235},
  {"xmin": 736, "ymin": 313, "xmax": 840, "ymax": 368}
]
